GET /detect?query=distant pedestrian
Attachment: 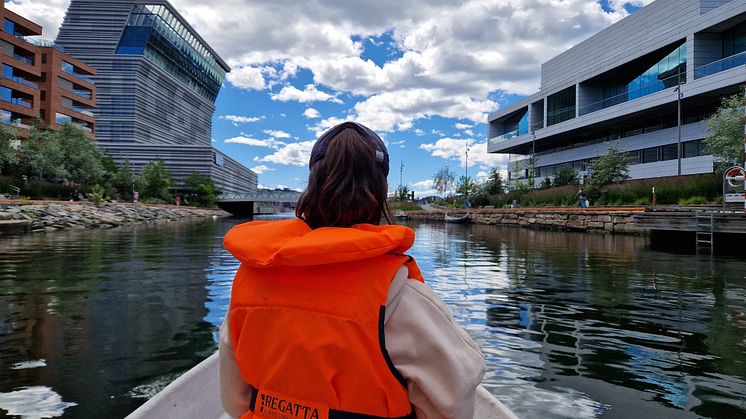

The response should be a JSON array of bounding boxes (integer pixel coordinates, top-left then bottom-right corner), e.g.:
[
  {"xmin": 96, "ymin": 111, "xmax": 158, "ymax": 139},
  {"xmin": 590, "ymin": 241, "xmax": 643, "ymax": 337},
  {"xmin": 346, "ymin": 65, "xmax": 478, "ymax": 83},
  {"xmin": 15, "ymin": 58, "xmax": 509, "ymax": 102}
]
[
  {"xmin": 174, "ymin": 196, "xmax": 181, "ymax": 206},
  {"xmin": 577, "ymin": 187, "xmax": 587, "ymax": 208},
  {"xmin": 133, "ymin": 191, "xmax": 139, "ymax": 203},
  {"xmin": 510, "ymin": 199, "xmax": 520, "ymax": 208}
]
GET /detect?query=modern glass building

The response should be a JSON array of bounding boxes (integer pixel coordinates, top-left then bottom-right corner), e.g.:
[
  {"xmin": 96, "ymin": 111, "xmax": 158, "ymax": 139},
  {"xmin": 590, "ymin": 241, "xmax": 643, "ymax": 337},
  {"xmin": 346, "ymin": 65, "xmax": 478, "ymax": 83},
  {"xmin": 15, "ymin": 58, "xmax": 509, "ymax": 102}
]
[
  {"xmin": 487, "ymin": 0, "xmax": 746, "ymax": 185},
  {"xmin": 56, "ymin": 0, "xmax": 256, "ymax": 194}
]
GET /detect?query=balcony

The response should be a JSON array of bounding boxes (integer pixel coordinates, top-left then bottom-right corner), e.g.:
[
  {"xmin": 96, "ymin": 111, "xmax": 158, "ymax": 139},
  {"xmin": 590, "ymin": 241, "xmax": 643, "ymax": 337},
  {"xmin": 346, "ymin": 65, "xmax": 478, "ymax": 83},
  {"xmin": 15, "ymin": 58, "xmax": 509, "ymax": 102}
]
[
  {"xmin": 694, "ymin": 51, "xmax": 746, "ymax": 80},
  {"xmin": 61, "ymin": 61, "xmax": 94, "ymax": 84},
  {"xmin": 578, "ymin": 71, "xmax": 684, "ymax": 117},
  {"xmin": 12, "ymin": 54, "xmax": 33, "ymax": 66},
  {"xmin": 64, "ymin": 104, "xmax": 95, "ymax": 117},
  {"xmin": 3, "ymin": 72, "xmax": 37, "ymax": 89},
  {"xmin": 3, "ymin": 96, "xmax": 33, "ymax": 109}
]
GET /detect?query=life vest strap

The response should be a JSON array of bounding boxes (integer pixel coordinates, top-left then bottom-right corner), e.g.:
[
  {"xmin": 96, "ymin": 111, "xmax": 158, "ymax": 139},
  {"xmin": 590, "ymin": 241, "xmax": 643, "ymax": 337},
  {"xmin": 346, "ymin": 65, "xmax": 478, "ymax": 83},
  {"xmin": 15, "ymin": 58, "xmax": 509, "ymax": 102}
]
[{"xmin": 248, "ymin": 390, "xmax": 414, "ymax": 419}]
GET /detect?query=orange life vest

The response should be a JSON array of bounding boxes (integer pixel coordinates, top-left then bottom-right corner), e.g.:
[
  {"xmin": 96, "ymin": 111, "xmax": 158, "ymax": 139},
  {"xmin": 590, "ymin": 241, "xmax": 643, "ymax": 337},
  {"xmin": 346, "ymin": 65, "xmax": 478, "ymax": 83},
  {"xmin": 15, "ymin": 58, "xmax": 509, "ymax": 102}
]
[{"xmin": 224, "ymin": 219, "xmax": 425, "ymax": 419}]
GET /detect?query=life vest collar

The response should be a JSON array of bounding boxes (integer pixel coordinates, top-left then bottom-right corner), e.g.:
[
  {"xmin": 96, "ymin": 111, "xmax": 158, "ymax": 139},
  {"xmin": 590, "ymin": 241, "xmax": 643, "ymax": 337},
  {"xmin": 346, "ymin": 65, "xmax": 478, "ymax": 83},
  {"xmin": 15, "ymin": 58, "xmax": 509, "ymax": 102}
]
[{"xmin": 224, "ymin": 218, "xmax": 416, "ymax": 268}]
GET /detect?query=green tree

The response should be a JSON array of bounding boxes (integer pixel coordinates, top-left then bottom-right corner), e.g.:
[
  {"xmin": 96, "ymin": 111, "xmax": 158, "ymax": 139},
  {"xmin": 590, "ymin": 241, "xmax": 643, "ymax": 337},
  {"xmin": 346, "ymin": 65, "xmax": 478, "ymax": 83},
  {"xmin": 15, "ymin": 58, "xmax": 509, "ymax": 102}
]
[
  {"xmin": 140, "ymin": 160, "xmax": 172, "ymax": 200},
  {"xmin": 526, "ymin": 155, "xmax": 538, "ymax": 189},
  {"xmin": 455, "ymin": 175, "xmax": 476, "ymax": 196},
  {"xmin": 485, "ymin": 168, "xmax": 504, "ymax": 195},
  {"xmin": 16, "ymin": 128, "xmax": 65, "ymax": 181},
  {"xmin": 0, "ymin": 124, "xmax": 19, "ymax": 171},
  {"xmin": 553, "ymin": 165, "xmax": 578, "ymax": 187},
  {"xmin": 394, "ymin": 184, "xmax": 411, "ymax": 201},
  {"xmin": 704, "ymin": 93, "xmax": 745, "ymax": 168},
  {"xmin": 433, "ymin": 166, "xmax": 455, "ymax": 198},
  {"xmin": 110, "ymin": 160, "xmax": 137, "ymax": 200},
  {"xmin": 586, "ymin": 145, "xmax": 630, "ymax": 199},
  {"xmin": 57, "ymin": 124, "xmax": 104, "ymax": 186},
  {"xmin": 184, "ymin": 171, "xmax": 216, "ymax": 207}
]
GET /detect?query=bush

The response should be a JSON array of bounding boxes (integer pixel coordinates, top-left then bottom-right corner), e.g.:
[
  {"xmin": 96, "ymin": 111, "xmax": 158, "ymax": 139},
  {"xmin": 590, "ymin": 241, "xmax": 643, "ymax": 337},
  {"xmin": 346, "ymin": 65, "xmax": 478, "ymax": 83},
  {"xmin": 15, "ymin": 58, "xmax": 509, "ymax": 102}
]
[
  {"xmin": 679, "ymin": 196, "xmax": 709, "ymax": 205},
  {"xmin": 1, "ymin": 176, "xmax": 79, "ymax": 199},
  {"xmin": 388, "ymin": 201, "xmax": 423, "ymax": 211}
]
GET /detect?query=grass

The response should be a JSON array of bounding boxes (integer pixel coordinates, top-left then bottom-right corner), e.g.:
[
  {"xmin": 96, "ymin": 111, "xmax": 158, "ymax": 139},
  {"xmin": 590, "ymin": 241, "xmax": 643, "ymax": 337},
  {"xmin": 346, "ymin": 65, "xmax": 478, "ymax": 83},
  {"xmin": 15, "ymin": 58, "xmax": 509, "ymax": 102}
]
[{"xmin": 388, "ymin": 200, "xmax": 423, "ymax": 211}]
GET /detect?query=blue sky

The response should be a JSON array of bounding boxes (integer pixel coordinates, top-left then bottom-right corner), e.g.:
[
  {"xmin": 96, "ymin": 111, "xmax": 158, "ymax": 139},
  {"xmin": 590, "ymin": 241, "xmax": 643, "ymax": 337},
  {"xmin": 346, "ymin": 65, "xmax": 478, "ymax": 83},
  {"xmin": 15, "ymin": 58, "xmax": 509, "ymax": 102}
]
[{"xmin": 10, "ymin": 0, "xmax": 649, "ymax": 196}]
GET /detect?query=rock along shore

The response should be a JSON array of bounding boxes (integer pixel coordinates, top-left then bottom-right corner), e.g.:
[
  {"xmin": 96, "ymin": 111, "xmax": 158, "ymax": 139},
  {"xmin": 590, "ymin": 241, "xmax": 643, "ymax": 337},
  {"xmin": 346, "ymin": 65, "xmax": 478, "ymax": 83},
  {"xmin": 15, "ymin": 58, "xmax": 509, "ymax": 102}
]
[
  {"xmin": 408, "ymin": 207, "xmax": 646, "ymax": 235},
  {"xmin": 0, "ymin": 201, "xmax": 228, "ymax": 235}
]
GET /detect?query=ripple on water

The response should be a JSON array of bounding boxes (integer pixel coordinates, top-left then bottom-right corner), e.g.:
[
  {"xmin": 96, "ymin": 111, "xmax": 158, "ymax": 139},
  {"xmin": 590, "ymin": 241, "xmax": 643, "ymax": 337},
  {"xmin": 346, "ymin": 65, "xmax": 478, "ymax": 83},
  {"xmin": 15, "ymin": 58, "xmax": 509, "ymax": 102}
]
[{"xmin": 0, "ymin": 387, "xmax": 77, "ymax": 418}]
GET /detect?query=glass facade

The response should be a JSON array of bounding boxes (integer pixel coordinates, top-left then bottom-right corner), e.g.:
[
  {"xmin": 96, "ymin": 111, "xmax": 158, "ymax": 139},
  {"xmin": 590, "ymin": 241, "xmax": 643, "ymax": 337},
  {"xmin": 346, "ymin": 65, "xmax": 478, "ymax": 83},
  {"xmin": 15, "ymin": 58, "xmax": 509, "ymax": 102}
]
[
  {"xmin": 56, "ymin": 113, "xmax": 72, "ymax": 125},
  {"xmin": 627, "ymin": 43, "xmax": 687, "ymax": 101},
  {"xmin": 2, "ymin": 64, "xmax": 37, "ymax": 88},
  {"xmin": 696, "ymin": 21, "xmax": 746, "ymax": 79},
  {"xmin": 61, "ymin": 60, "xmax": 94, "ymax": 84},
  {"xmin": 115, "ymin": 4, "xmax": 227, "ymax": 102},
  {"xmin": 547, "ymin": 86, "xmax": 576, "ymax": 126}
]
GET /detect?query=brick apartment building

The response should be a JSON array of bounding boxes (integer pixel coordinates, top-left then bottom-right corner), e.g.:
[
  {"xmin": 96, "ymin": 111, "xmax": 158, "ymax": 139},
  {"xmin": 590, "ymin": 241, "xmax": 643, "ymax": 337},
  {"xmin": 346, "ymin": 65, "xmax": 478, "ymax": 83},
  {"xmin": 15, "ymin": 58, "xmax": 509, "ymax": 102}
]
[{"xmin": 0, "ymin": 3, "xmax": 95, "ymax": 135}]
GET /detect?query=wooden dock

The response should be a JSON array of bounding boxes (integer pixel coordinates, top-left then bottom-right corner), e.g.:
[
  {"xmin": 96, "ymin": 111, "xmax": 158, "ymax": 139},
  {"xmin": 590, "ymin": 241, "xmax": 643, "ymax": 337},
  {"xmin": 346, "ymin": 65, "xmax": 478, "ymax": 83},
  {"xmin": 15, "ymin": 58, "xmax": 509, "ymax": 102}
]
[{"xmin": 634, "ymin": 208, "xmax": 746, "ymax": 254}]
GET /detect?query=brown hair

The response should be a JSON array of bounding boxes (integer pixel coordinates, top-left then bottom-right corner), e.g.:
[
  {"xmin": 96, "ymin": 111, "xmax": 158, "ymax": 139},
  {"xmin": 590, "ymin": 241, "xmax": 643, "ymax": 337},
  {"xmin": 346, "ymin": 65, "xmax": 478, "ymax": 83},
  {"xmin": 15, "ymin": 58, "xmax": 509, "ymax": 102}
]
[{"xmin": 296, "ymin": 128, "xmax": 394, "ymax": 229}]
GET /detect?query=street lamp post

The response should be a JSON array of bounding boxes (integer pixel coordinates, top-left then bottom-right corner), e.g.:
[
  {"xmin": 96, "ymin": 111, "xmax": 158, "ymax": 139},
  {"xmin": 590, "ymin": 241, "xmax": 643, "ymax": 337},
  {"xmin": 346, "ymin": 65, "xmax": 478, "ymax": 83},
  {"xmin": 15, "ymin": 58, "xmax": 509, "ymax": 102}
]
[{"xmin": 676, "ymin": 73, "xmax": 683, "ymax": 177}]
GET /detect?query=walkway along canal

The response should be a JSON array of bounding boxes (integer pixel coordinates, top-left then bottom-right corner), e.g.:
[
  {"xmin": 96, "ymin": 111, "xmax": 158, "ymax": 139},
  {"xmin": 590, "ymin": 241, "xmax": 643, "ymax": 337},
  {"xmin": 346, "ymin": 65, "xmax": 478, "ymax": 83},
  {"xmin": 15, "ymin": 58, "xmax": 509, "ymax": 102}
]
[{"xmin": 0, "ymin": 217, "xmax": 745, "ymax": 418}]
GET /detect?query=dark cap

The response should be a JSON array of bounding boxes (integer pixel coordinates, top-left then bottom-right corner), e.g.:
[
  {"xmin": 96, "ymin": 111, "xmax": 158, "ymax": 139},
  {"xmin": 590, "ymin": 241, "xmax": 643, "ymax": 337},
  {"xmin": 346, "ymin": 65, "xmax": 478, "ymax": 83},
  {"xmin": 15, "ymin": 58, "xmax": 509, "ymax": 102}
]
[{"xmin": 309, "ymin": 121, "xmax": 389, "ymax": 176}]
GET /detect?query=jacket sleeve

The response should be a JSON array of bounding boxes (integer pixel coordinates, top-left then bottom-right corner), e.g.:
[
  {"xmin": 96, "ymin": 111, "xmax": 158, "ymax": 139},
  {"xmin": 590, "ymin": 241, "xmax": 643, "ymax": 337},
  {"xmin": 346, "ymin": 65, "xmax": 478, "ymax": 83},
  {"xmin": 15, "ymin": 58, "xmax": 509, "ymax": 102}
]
[
  {"xmin": 384, "ymin": 267, "xmax": 485, "ymax": 419},
  {"xmin": 219, "ymin": 310, "xmax": 254, "ymax": 418}
]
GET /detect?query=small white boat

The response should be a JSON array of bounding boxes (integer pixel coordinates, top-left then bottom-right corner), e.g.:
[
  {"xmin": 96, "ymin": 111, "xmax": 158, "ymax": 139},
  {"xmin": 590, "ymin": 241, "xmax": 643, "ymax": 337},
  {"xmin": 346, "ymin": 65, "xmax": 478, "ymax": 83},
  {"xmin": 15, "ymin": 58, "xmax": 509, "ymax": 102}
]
[
  {"xmin": 394, "ymin": 210, "xmax": 410, "ymax": 221},
  {"xmin": 444, "ymin": 213, "xmax": 470, "ymax": 224},
  {"xmin": 125, "ymin": 352, "xmax": 517, "ymax": 419}
]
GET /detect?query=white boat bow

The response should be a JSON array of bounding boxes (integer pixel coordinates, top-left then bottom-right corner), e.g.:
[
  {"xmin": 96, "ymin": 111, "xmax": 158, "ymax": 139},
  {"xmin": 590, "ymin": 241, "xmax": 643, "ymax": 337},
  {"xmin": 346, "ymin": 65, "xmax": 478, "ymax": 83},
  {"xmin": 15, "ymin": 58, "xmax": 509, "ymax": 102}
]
[{"xmin": 126, "ymin": 352, "xmax": 517, "ymax": 419}]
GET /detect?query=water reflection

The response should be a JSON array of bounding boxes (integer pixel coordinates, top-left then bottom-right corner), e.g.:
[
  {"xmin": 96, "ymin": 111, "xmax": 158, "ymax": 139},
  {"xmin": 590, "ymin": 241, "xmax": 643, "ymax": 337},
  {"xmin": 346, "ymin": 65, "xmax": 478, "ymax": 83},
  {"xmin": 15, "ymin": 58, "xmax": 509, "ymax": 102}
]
[
  {"xmin": 0, "ymin": 219, "xmax": 229, "ymax": 418},
  {"xmin": 404, "ymin": 222, "xmax": 746, "ymax": 419},
  {"xmin": 1, "ymin": 218, "xmax": 745, "ymax": 418}
]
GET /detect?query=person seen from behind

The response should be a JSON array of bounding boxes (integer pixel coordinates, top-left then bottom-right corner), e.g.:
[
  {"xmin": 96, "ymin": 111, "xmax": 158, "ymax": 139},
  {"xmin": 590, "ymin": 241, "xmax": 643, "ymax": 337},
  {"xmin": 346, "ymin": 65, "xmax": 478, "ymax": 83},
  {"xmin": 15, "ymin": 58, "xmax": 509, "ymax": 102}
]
[{"xmin": 219, "ymin": 121, "xmax": 485, "ymax": 418}]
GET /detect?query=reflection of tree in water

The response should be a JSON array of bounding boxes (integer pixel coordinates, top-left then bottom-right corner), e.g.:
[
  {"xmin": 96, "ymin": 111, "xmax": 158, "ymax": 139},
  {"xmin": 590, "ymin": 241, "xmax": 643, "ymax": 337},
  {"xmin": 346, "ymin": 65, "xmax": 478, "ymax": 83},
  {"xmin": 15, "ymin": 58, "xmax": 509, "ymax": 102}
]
[
  {"xmin": 467, "ymin": 225, "xmax": 746, "ymax": 416},
  {"xmin": 0, "ymin": 219, "xmax": 225, "ymax": 418}
]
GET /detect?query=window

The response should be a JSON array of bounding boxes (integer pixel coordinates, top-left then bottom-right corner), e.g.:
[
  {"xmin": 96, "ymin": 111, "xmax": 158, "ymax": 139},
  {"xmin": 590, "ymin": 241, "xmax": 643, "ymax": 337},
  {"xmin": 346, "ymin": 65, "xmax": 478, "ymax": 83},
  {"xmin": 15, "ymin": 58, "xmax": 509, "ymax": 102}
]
[
  {"xmin": 0, "ymin": 86, "xmax": 12, "ymax": 102},
  {"xmin": 642, "ymin": 147, "xmax": 659, "ymax": 164},
  {"xmin": 4, "ymin": 19, "xmax": 15, "ymax": 35},
  {"xmin": 547, "ymin": 86, "xmax": 576, "ymax": 126},
  {"xmin": 661, "ymin": 144, "xmax": 678, "ymax": 161},
  {"xmin": 0, "ymin": 109, "xmax": 11, "ymax": 125},
  {"xmin": 55, "ymin": 112, "xmax": 72, "ymax": 125},
  {"xmin": 39, "ymin": 109, "xmax": 45, "ymax": 120},
  {"xmin": 40, "ymin": 91, "xmax": 45, "ymax": 101},
  {"xmin": 41, "ymin": 54, "xmax": 47, "ymax": 64}
]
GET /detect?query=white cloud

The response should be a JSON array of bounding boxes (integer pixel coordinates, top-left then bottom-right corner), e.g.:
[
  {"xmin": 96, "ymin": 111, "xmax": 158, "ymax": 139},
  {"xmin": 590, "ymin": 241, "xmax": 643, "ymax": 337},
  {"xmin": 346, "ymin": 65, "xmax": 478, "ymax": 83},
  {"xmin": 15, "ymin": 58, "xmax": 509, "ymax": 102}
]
[
  {"xmin": 410, "ymin": 179, "xmax": 438, "ymax": 198},
  {"xmin": 419, "ymin": 137, "xmax": 508, "ymax": 169},
  {"xmin": 255, "ymin": 140, "xmax": 316, "ymax": 166},
  {"xmin": 224, "ymin": 136, "xmax": 284, "ymax": 148},
  {"xmin": 454, "ymin": 123, "xmax": 473, "ymax": 130},
  {"xmin": 250, "ymin": 165, "xmax": 275, "ymax": 174},
  {"xmin": 225, "ymin": 65, "xmax": 265, "ymax": 90},
  {"xmin": 271, "ymin": 84, "xmax": 342, "ymax": 104},
  {"xmin": 303, "ymin": 108, "xmax": 321, "ymax": 119},
  {"xmin": 220, "ymin": 115, "xmax": 264, "ymax": 125},
  {"xmin": 262, "ymin": 129, "xmax": 292, "ymax": 139},
  {"xmin": 5, "ymin": 0, "xmax": 69, "ymax": 40},
  {"xmin": 464, "ymin": 129, "xmax": 475, "ymax": 137},
  {"xmin": 29, "ymin": 0, "xmax": 650, "ymax": 138}
]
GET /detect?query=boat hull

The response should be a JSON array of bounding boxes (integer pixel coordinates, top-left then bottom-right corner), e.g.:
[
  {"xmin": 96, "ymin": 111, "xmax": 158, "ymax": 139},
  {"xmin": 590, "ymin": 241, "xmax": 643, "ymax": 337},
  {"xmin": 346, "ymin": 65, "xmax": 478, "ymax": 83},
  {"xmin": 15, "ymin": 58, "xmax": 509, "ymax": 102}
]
[{"xmin": 125, "ymin": 352, "xmax": 517, "ymax": 419}]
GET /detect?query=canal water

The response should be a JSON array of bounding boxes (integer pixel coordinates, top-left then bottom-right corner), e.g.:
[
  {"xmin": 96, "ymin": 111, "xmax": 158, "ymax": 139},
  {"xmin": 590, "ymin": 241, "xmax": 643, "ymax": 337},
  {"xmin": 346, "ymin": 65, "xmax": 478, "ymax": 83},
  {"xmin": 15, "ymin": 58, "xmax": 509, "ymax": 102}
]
[{"xmin": 1, "ymin": 217, "xmax": 745, "ymax": 418}]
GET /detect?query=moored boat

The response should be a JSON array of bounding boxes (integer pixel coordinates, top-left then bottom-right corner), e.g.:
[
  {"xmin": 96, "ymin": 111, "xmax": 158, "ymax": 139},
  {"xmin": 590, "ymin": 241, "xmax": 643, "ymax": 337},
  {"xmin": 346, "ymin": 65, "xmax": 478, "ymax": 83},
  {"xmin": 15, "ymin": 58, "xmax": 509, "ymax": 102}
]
[
  {"xmin": 444, "ymin": 213, "xmax": 470, "ymax": 224},
  {"xmin": 125, "ymin": 352, "xmax": 517, "ymax": 419},
  {"xmin": 394, "ymin": 210, "xmax": 410, "ymax": 221}
]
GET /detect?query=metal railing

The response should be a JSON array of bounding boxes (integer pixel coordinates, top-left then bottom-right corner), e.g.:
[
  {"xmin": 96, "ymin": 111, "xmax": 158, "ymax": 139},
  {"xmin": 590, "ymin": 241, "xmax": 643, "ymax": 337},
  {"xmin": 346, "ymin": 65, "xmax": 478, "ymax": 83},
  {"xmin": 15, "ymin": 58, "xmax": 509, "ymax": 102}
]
[
  {"xmin": 578, "ymin": 72, "xmax": 684, "ymax": 117},
  {"xmin": 12, "ymin": 54, "xmax": 33, "ymax": 66},
  {"xmin": 694, "ymin": 51, "xmax": 746, "ymax": 79},
  {"xmin": 3, "ymin": 97, "xmax": 33, "ymax": 108},
  {"xmin": 4, "ymin": 73, "xmax": 37, "ymax": 89}
]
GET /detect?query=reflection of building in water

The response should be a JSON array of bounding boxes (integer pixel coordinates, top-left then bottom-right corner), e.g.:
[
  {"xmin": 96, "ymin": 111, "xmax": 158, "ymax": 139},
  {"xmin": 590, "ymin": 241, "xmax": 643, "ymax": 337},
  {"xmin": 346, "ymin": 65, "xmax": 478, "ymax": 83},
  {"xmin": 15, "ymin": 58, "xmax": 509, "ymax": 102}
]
[
  {"xmin": 0, "ymin": 220, "xmax": 226, "ymax": 417},
  {"xmin": 443, "ymin": 224, "xmax": 746, "ymax": 415}
]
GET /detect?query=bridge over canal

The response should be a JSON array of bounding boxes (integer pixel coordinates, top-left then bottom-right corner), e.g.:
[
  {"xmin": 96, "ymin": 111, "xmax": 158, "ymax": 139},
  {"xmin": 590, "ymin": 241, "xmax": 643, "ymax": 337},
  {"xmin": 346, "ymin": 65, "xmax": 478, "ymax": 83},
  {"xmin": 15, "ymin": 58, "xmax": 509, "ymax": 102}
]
[{"xmin": 215, "ymin": 190, "xmax": 302, "ymax": 217}]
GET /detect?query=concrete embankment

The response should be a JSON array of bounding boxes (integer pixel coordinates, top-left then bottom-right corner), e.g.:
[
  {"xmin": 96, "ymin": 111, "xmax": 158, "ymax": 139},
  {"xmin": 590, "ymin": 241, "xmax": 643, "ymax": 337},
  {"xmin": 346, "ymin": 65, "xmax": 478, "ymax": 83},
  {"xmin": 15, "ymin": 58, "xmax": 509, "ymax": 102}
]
[
  {"xmin": 0, "ymin": 201, "xmax": 227, "ymax": 235},
  {"xmin": 408, "ymin": 207, "xmax": 646, "ymax": 235}
]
